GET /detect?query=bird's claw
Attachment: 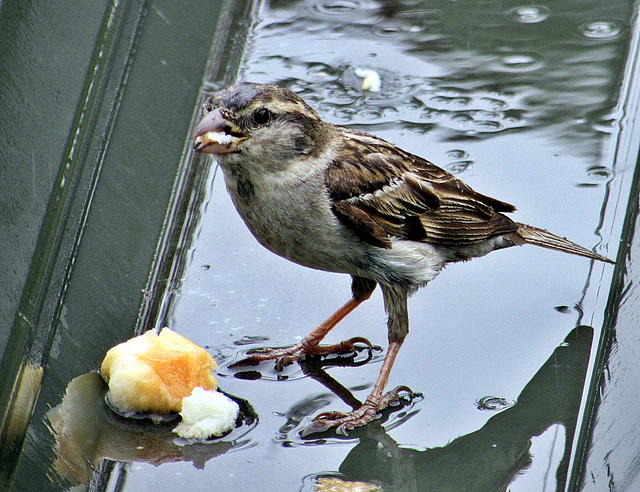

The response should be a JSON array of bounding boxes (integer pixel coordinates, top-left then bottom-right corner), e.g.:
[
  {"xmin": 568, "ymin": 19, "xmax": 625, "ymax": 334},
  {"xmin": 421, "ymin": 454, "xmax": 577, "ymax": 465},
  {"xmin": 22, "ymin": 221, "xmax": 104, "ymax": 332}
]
[
  {"xmin": 302, "ymin": 385, "xmax": 414, "ymax": 436},
  {"xmin": 231, "ymin": 336, "xmax": 375, "ymax": 371}
]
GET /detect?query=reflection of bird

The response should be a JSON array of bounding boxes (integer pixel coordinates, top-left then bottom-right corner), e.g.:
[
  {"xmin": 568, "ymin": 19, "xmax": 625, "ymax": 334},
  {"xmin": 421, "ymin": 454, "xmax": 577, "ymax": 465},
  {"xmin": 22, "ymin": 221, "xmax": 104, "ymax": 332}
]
[
  {"xmin": 193, "ymin": 82, "xmax": 613, "ymax": 433},
  {"xmin": 335, "ymin": 326, "xmax": 594, "ymax": 490}
]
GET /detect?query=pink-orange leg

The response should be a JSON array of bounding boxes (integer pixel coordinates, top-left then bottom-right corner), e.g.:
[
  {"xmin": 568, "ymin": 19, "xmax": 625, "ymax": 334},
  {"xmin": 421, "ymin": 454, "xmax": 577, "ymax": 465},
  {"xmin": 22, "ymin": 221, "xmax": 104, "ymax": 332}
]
[
  {"xmin": 304, "ymin": 340, "xmax": 412, "ymax": 435},
  {"xmin": 243, "ymin": 295, "xmax": 373, "ymax": 371}
]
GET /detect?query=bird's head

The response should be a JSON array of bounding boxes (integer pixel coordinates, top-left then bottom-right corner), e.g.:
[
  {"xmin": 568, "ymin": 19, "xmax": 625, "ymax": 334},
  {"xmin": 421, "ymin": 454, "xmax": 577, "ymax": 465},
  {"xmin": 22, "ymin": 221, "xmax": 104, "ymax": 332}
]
[{"xmin": 193, "ymin": 82, "xmax": 332, "ymax": 175}]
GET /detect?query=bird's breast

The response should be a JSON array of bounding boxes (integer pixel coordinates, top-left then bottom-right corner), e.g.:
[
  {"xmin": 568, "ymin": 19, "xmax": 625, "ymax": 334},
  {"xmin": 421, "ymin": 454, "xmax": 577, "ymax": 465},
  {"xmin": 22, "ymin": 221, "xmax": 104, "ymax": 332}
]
[{"xmin": 224, "ymin": 168, "xmax": 368, "ymax": 275}]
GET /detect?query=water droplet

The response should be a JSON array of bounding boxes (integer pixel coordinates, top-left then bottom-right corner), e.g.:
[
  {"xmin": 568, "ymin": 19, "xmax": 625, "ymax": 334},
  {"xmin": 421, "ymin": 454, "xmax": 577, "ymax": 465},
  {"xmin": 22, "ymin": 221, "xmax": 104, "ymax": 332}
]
[
  {"xmin": 577, "ymin": 165, "xmax": 613, "ymax": 188},
  {"xmin": 307, "ymin": 63, "xmax": 340, "ymax": 81},
  {"xmin": 313, "ymin": 0, "xmax": 359, "ymax": 16},
  {"xmin": 452, "ymin": 97, "xmax": 472, "ymax": 107},
  {"xmin": 450, "ymin": 113, "xmax": 475, "ymax": 129},
  {"xmin": 506, "ymin": 5, "xmax": 550, "ymax": 24},
  {"xmin": 476, "ymin": 396, "xmax": 514, "ymax": 411},
  {"xmin": 555, "ymin": 305, "xmax": 572, "ymax": 313},
  {"xmin": 475, "ymin": 120, "xmax": 502, "ymax": 132},
  {"xmin": 406, "ymin": 124, "xmax": 432, "ymax": 135},
  {"xmin": 475, "ymin": 110, "xmax": 501, "ymax": 120},
  {"xmin": 373, "ymin": 24, "xmax": 402, "ymax": 38},
  {"xmin": 590, "ymin": 117, "xmax": 618, "ymax": 134},
  {"xmin": 429, "ymin": 95, "xmax": 449, "ymax": 105},
  {"xmin": 446, "ymin": 149, "xmax": 469, "ymax": 160},
  {"xmin": 496, "ymin": 53, "xmax": 543, "ymax": 72},
  {"xmin": 580, "ymin": 21, "xmax": 621, "ymax": 39},
  {"xmin": 421, "ymin": 109, "xmax": 444, "ymax": 121},
  {"xmin": 324, "ymin": 91, "xmax": 358, "ymax": 106},
  {"xmin": 334, "ymin": 106, "xmax": 359, "ymax": 121},
  {"xmin": 447, "ymin": 160, "xmax": 474, "ymax": 174},
  {"xmin": 480, "ymin": 97, "xmax": 507, "ymax": 110},
  {"xmin": 359, "ymin": 108, "xmax": 384, "ymax": 121},
  {"xmin": 586, "ymin": 165, "xmax": 612, "ymax": 181}
]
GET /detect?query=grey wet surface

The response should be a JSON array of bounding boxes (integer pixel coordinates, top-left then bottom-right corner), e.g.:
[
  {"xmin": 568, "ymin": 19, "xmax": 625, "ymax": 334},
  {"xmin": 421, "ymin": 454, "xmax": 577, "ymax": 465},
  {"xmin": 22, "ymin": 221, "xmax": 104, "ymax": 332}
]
[
  {"xmin": 4, "ymin": 0, "xmax": 640, "ymax": 491},
  {"xmin": 123, "ymin": 1, "xmax": 626, "ymax": 490}
]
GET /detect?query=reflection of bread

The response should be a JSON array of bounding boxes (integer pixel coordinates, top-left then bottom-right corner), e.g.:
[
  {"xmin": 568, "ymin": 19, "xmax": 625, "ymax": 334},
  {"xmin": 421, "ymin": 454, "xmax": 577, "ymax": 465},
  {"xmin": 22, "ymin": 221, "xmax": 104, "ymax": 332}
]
[{"xmin": 101, "ymin": 328, "xmax": 217, "ymax": 415}]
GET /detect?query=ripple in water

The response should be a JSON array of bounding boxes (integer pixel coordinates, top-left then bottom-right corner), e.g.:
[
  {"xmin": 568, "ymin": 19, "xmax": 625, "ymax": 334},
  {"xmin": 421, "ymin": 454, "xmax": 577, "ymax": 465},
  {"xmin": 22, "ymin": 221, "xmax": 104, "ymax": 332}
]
[
  {"xmin": 589, "ymin": 109, "xmax": 621, "ymax": 134},
  {"xmin": 476, "ymin": 396, "xmax": 515, "ymax": 411},
  {"xmin": 495, "ymin": 53, "xmax": 544, "ymax": 73},
  {"xmin": 276, "ymin": 390, "xmax": 423, "ymax": 446},
  {"xmin": 446, "ymin": 160, "xmax": 474, "ymax": 174},
  {"xmin": 577, "ymin": 165, "xmax": 613, "ymax": 188},
  {"xmin": 373, "ymin": 23, "xmax": 403, "ymax": 38},
  {"xmin": 313, "ymin": 0, "xmax": 359, "ymax": 16},
  {"xmin": 506, "ymin": 5, "xmax": 551, "ymax": 24},
  {"xmin": 249, "ymin": 54, "xmax": 527, "ymax": 136},
  {"xmin": 580, "ymin": 21, "xmax": 621, "ymax": 40},
  {"xmin": 446, "ymin": 149, "xmax": 469, "ymax": 160}
]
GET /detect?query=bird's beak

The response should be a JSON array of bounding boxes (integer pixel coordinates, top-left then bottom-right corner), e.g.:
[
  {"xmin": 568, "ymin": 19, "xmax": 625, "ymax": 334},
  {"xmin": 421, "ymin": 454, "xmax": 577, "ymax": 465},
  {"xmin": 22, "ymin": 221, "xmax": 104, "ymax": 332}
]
[{"xmin": 192, "ymin": 108, "xmax": 247, "ymax": 154}]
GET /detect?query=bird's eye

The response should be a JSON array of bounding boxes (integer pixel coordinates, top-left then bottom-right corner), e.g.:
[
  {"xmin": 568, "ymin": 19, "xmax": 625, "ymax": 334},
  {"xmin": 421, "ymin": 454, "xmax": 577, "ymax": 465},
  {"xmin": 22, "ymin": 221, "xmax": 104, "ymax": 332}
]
[{"xmin": 253, "ymin": 108, "xmax": 271, "ymax": 125}]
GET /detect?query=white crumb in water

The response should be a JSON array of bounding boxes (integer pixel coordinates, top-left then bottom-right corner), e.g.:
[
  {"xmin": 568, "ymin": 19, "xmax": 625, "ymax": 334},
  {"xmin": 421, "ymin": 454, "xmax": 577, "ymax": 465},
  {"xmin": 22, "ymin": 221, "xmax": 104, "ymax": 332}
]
[
  {"xmin": 355, "ymin": 68, "xmax": 381, "ymax": 92},
  {"xmin": 173, "ymin": 387, "xmax": 239, "ymax": 440},
  {"xmin": 205, "ymin": 131, "xmax": 233, "ymax": 145}
]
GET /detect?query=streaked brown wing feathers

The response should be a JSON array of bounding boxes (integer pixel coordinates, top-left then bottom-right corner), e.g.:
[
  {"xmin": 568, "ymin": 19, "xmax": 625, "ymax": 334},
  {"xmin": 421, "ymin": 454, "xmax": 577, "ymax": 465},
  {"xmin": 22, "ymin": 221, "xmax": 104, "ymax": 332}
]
[{"xmin": 326, "ymin": 128, "xmax": 518, "ymax": 247}]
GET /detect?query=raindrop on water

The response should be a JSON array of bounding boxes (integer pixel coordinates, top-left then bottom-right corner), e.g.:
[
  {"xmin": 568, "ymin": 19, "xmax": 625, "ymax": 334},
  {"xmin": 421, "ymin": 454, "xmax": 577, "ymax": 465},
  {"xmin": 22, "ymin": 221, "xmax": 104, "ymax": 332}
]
[
  {"xmin": 588, "ymin": 108, "xmax": 621, "ymax": 134},
  {"xmin": 447, "ymin": 160, "xmax": 474, "ymax": 174},
  {"xmin": 475, "ymin": 120, "xmax": 502, "ymax": 132},
  {"xmin": 373, "ymin": 24, "xmax": 402, "ymax": 38},
  {"xmin": 306, "ymin": 63, "xmax": 341, "ymax": 81},
  {"xmin": 475, "ymin": 110, "xmax": 501, "ymax": 120},
  {"xmin": 480, "ymin": 97, "xmax": 507, "ymax": 110},
  {"xmin": 452, "ymin": 97, "xmax": 472, "ymax": 107},
  {"xmin": 580, "ymin": 21, "xmax": 621, "ymax": 39},
  {"xmin": 313, "ymin": 0, "xmax": 359, "ymax": 16},
  {"xmin": 506, "ymin": 5, "xmax": 551, "ymax": 24},
  {"xmin": 359, "ymin": 108, "xmax": 384, "ymax": 121},
  {"xmin": 334, "ymin": 106, "xmax": 359, "ymax": 121},
  {"xmin": 497, "ymin": 53, "xmax": 543, "ymax": 72},
  {"xmin": 576, "ymin": 165, "xmax": 613, "ymax": 187},
  {"xmin": 476, "ymin": 396, "xmax": 514, "ymax": 411},
  {"xmin": 450, "ymin": 113, "xmax": 475, "ymax": 129},
  {"xmin": 586, "ymin": 165, "xmax": 612, "ymax": 181},
  {"xmin": 446, "ymin": 149, "xmax": 469, "ymax": 160}
]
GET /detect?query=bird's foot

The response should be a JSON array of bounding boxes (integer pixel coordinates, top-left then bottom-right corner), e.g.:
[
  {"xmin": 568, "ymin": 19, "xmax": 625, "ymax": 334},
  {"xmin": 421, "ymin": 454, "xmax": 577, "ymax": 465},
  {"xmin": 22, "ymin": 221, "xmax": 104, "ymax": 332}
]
[
  {"xmin": 232, "ymin": 336, "xmax": 374, "ymax": 371},
  {"xmin": 302, "ymin": 385, "xmax": 414, "ymax": 436}
]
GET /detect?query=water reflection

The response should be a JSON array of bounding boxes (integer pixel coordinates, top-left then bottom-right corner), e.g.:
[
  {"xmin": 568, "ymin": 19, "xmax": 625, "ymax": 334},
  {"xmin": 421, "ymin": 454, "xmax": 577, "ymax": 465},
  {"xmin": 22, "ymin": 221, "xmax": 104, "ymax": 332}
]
[
  {"xmin": 273, "ymin": 354, "xmax": 421, "ymax": 445},
  {"xmin": 250, "ymin": 0, "xmax": 629, "ymax": 161},
  {"xmin": 225, "ymin": 343, "xmax": 383, "ymax": 382},
  {"xmin": 298, "ymin": 326, "xmax": 592, "ymax": 491},
  {"xmin": 45, "ymin": 372, "xmax": 257, "ymax": 488}
]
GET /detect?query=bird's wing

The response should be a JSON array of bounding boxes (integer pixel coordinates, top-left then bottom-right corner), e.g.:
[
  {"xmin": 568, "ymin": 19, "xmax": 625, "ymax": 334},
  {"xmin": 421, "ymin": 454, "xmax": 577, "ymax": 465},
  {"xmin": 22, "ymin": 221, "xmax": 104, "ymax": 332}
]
[{"xmin": 325, "ymin": 128, "xmax": 518, "ymax": 249}]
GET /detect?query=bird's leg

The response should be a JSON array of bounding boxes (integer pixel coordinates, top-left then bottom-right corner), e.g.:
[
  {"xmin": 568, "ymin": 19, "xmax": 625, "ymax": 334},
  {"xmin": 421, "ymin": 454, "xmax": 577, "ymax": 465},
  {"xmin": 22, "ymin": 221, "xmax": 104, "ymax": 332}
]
[
  {"xmin": 239, "ymin": 277, "xmax": 377, "ymax": 370},
  {"xmin": 303, "ymin": 285, "xmax": 413, "ymax": 434},
  {"xmin": 304, "ymin": 340, "xmax": 412, "ymax": 435}
]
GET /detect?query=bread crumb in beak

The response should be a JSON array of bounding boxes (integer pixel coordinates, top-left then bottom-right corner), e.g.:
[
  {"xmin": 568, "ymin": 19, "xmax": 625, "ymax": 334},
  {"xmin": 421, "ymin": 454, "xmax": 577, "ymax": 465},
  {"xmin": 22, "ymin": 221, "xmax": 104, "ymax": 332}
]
[{"xmin": 203, "ymin": 131, "xmax": 233, "ymax": 145}]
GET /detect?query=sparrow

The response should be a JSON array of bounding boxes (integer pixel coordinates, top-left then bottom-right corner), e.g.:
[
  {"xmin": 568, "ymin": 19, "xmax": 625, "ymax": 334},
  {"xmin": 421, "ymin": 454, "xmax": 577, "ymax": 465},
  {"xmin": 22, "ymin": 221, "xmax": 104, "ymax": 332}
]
[{"xmin": 192, "ymin": 82, "xmax": 613, "ymax": 434}]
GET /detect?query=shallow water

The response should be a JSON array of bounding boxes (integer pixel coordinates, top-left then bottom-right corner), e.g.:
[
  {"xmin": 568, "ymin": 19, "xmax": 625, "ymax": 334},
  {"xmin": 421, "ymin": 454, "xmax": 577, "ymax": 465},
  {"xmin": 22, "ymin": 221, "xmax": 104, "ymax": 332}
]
[
  {"xmin": 123, "ymin": 1, "xmax": 628, "ymax": 490},
  {"xmin": 7, "ymin": 0, "xmax": 639, "ymax": 490}
]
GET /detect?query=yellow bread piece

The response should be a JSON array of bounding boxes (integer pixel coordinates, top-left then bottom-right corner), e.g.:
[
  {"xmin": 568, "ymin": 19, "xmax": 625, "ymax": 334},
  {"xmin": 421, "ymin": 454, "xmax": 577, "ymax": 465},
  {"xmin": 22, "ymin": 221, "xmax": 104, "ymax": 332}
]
[{"xmin": 101, "ymin": 328, "xmax": 217, "ymax": 415}]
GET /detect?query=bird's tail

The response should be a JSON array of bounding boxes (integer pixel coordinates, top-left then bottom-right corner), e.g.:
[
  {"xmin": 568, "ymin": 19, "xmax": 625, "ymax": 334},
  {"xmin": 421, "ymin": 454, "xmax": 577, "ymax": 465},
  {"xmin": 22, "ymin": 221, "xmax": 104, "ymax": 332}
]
[{"xmin": 513, "ymin": 223, "xmax": 614, "ymax": 264}]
